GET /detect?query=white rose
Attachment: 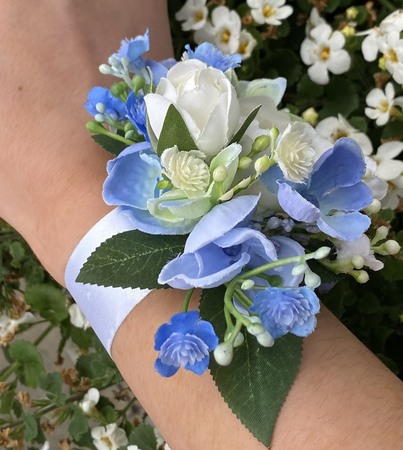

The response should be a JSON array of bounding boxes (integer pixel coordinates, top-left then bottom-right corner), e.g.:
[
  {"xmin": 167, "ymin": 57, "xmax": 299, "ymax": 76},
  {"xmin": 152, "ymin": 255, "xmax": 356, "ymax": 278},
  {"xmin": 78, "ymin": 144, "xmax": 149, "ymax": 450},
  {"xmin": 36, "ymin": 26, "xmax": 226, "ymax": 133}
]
[{"xmin": 145, "ymin": 59, "xmax": 240, "ymax": 158}]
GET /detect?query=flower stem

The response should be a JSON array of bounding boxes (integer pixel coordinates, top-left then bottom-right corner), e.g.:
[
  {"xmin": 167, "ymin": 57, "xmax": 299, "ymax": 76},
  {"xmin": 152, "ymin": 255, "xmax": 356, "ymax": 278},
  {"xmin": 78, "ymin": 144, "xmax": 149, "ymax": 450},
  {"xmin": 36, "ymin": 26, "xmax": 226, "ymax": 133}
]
[{"xmin": 181, "ymin": 288, "xmax": 195, "ymax": 312}]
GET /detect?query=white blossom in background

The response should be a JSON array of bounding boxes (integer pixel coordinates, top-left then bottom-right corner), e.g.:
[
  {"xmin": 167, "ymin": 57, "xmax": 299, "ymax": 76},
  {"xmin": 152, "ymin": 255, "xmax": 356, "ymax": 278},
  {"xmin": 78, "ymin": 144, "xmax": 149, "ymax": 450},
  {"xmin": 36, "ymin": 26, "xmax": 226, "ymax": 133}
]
[
  {"xmin": 68, "ymin": 303, "xmax": 91, "ymax": 330},
  {"xmin": 79, "ymin": 388, "xmax": 100, "ymax": 415},
  {"xmin": 127, "ymin": 446, "xmax": 141, "ymax": 450},
  {"xmin": 305, "ymin": 7, "xmax": 326, "ymax": 34},
  {"xmin": 238, "ymin": 30, "xmax": 257, "ymax": 59},
  {"xmin": 0, "ymin": 312, "xmax": 35, "ymax": 345},
  {"xmin": 91, "ymin": 424, "xmax": 128, "ymax": 450},
  {"xmin": 39, "ymin": 442, "xmax": 50, "ymax": 450},
  {"xmin": 315, "ymin": 114, "xmax": 373, "ymax": 155},
  {"xmin": 358, "ymin": 9, "xmax": 403, "ymax": 62},
  {"xmin": 365, "ymin": 82, "xmax": 403, "ymax": 126},
  {"xmin": 364, "ymin": 156, "xmax": 388, "ymax": 202},
  {"xmin": 247, "ymin": 0, "xmax": 293, "ymax": 26},
  {"xmin": 373, "ymin": 141, "xmax": 403, "ymax": 210},
  {"xmin": 175, "ymin": 0, "xmax": 208, "ymax": 31},
  {"xmin": 194, "ymin": 6, "xmax": 241, "ymax": 55},
  {"xmin": 300, "ymin": 23, "xmax": 351, "ymax": 85},
  {"xmin": 378, "ymin": 31, "xmax": 403, "ymax": 84}
]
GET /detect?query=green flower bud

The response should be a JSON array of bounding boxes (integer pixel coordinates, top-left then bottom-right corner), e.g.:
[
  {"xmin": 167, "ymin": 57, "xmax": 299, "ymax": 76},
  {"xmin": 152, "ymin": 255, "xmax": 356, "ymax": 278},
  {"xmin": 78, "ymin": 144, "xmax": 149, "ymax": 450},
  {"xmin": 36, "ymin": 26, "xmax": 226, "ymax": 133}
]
[
  {"xmin": 157, "ymin": 180, "xmax": 171, "ymax": 190},
  {"xmin": 240, "ymin": 279, "xmax": 255, "ymax": 290},
  {"xmin": 132, "ymin": 75, "xmax": 146, "ymax": 92},
  {"xmin": 110, "ymin": 82, "xmax": 127, "ymax": 99},
  {"xmin": 86, "ymin": 120, "xmax": 105, "ymax": 134},
  {"xmin": 351, "ymin": 255, "xmax": 364, "ymax": 269},
  {"xmin": 346, "ymin": 6, "xmax": 358, "ymax": 20},
  {"xmin": 251, "ymin": 135, "xmax": 271, "ymax": 155},
  {"xmin": 254, "ymin": 155, "xmax": 271, "ymax": 175},
  {"xmin": 302, "ymin": 107, "xmax": 319, "ymax": 126},
  {"xmin": 314, "ymin": 246, "xmax": 331, "ymax": 259},
  {"xmin": 238, "ymin": 156, "xmax": 252, "ymax": 170},
  {"xmin": 213, "ymin": 165, "xmax": 228, "ymax": 183}
]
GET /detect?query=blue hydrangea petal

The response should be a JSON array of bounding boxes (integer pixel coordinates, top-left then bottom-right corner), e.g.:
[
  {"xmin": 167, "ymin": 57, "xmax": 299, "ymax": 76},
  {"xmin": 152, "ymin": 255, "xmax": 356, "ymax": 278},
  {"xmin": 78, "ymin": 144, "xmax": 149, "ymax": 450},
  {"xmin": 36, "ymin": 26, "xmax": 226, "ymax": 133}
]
[
  {"xmin": 269, "ymin": 236, "xmax": 305, "ymax": 287},
  {"xmin": 114, "ymin": 30, "xmax": 150, "ymax": 63},
  {"xmin": 144, "ymin": 59, "xmax": 170, "ymax": 84},
  {"xmin": 277, "ymin": 183, "xmax": 320, "ymax": 223},
  {"xmin": 317, "ymin": 211, "xmax": 371, "ymax": 241},
  {"xmin": 126, "ymin": 92, "xmax": 148, "ymax": 139},
  {"xmin": 185, "ymin": 43, "xmax": 242, "ymax": 71},
  {"xmin": 155, "ymin": 358, "xmax": 179, "ymax": 377},
  {"xmin": 194, "ymin": 322, "xmax": 220, "ymax": 349},
  {"xmin": 84, "ymin": 87, "xmax": 126, "ymax": 120},
  {"xmin": 103, "ymin": 145, "xmax": 160, "ymax": 209},
  {"xmin": 184, "ymin": 195, "xmax": 260, "ymax": 253},
  {"xmin": 291, "ymin": 315, "xmax": 317, "ymax": 337},
  {"xmin": 310, "ymin": 138, "xmax": 367, "ymax": 194},
  {"xmin": 318, "ymin": 182, "xmax": 373, "ymax": 214},
  {"xmin": 154, "ymin": 322, "xmax": 175, "ymax": 350},
  {"xmin": 185, "ymin": 357, "xmax": 210, "ymax": 375},
  {"xmin": 260, "ymin": 162, "xmax": 284, "ymax": 195},
  {"xmin": 170, "ymin": 310, "xmax": 200, "ymax": 329}
]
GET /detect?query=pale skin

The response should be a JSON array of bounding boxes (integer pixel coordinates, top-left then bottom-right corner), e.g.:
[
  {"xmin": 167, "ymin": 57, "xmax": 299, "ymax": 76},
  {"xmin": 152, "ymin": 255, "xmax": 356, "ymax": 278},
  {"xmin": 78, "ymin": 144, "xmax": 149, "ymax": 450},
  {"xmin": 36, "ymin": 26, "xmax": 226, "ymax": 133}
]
[{"xmin": 0, "ymin": 2, "xmax": 402, "ymax": 449}]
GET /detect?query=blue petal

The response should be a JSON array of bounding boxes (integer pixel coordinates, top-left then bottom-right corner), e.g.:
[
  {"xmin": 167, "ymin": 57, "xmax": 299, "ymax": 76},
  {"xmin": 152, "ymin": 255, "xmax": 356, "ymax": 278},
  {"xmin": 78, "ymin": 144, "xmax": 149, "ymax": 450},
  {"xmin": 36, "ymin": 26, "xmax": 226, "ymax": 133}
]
[
  {"xmin": 103, "ymin": 146, "xmax": 160, "ymax": 209},
  {"xmin": 185, "ymin": 357, "xmax": 210, "ymax": 375},
  {"xmin": 185, "ymin": 43, "xmax": 242, "ymax": 71},
  {"xmin": 154, "ymin": 322, "xmax": 175, "ymax": 350},
  {"xmin": 318, "ymin": 211, "xmax": 371, "ymax": 241},
  {"xmin": 126, "ymin": 92, "xmax": 148, "ymax": 139},
  {"xmin": 318, "ymin": 182, "xmax": 373, "ymax": 214},
  {"xmin": 184, "ymin": 195, "xmax": 260, "ymax": 253},
  {"xmin": 84, "ymin": 86, "xmax": 126, "ymax": 119},
  {"xmin": 170, "ymin": 311, "xmax": 200, "ymax": 330},
  {"xmin": 155, "ymin": 358, "xmax": 179, "ymax": 377},
  {"xmin": 277, "ymin": 183, "xmax": 320, "ymax": 223},
  {"xmin": 291, "ymin": 315, "xmax": 317, "ymax": 337},
  {"xmin": 144, "ymin": 59, "xmax": 169, "ymax": 84},
  {"xmin": 269, "ymin": 236, "xmax": 305, "ymax": 287},
  {"xmin": 310, "ymin": 138, "xmax": 367, "ymax": 194},
  {"xmin": 259, "ymin": 164, "xmax": 284, "ymax": 195},
  {"xmin": 115, "ymin": 30, "xmax": 150, "ymax": 63},
  {"xmin": 194, "ymin": 322, "xmax": 219, "ymax": 350}
]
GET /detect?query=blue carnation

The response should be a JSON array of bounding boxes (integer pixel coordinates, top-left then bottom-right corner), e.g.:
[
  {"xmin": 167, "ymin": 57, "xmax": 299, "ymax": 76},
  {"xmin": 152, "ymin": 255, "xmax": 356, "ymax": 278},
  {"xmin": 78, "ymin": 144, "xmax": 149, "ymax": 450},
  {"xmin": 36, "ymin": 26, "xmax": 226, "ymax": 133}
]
[
  {"xmin": 185, "ymin": 43, "xmax": 242, "ymax": 71},
  {"xmin": 84, "ymin": 87, "xmax": 126, "ymax": 121},
  {"xmin": 261, "ymin": 138, "xmax": 373, "ymax": 241},
  {"xmin": 154, "ymin": 311, "xmax": 219, "ymax": 377},
  {"xmin": 250, "ymin": 286, "xmax": 320, "ymax": 339},
  {"xmin": 126, "ymin": 92, "xmax": 148, "ymax": 140},
  {"xmin": 114, "ymin": 31, "xmax": 150, "ymax": 66}
]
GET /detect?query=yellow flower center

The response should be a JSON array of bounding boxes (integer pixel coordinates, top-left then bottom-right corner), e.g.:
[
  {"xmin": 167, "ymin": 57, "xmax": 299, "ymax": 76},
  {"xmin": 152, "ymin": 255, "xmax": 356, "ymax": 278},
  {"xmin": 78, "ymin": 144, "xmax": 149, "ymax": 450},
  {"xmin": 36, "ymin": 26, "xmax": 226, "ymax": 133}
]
[
  {"xmin": 221, "ymin": 29, "xmax": 231, "ymax": 44},
  {"xmin": 320, "ymin": 46, "xmax": 330, "ymax": 61},
  {"xmin": 386, "ymin": 49, "xmax": 398, "ymax": 63},
  {"xmin": 101, "ymin": 436, "xmax": 113, "ymax": 449},
  {"xmin": 331, "ymin": 129, "xmax": 348, "ymax": 140},
  {"xmin": 263, "ymin": 4, "xmax": 274, "ymax": 18},
  {"xmin": 376, "ymin": 100, "xmax": 389, "ymax": 113},
  {"xmin": 239, "ymin": 42, "xmax": 248, "ymax": 55},
  {"xmin": 378, "ymin": 55, "xmax": 386, "ymax": 70},
  {"xmin": 193, "ymin": 10, "xmax": 204, "ymax": 23}
]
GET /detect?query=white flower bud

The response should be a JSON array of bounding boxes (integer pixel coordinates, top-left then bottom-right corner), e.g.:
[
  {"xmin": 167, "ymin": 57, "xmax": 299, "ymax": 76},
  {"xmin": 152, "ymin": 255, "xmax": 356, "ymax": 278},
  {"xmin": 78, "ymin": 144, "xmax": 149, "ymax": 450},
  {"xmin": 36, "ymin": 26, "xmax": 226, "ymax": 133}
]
[
  {"xmin": 238, "ymin": 157, "xmax": 252, "ymax": 170},
  {"xmin": 257, "ymin": 331, "xmax": 274, "ymax": 347},
  {"xmin": 214, "ymin": 342, "xmax": 233, "ymax": 366},
  {"xmin": 251, "ymin": 135, "xmax": 271, "ymax": 154},
  {"xmin": 254, "ymin": 155, "xmax": 271, "ymax": 176},
  {"xmin": 372, "ymin": 226, "xmax": 389, "ymax": 244},
  {"xmin": 218, "ymin": 189, "xmax": 234, "ymax": 202},
  {"xmin": 238, "ymin": 176, "xmax": 252, "ymax": 189},
  {"xmin": 292, "ymin": 263, "xmax": 307, "ymax": 276},
  {"xmin": 213, "ymin": 166, "xmax": 228, "ymax": 183},
  {"xmin": 384, "ymin": 240, "xmax": 400, "ymax": 255},
  {"xmin": 125, "ymin": 130, "xmax": 135, "ymax": 140},
  {"xmin": 95, "ymin": 103, "xmax": 106, "ymax": 113},
  {"xmin": 304, "ymin": 271, "xmax": 321, "ymax": 289},
  {"xmin": 240, "ymin": 279, "xmax": 255, "ymax": 290},
  {"xmin": 247, "ymin": 323, "xmax": 265, "ymax": 336},
  {"xmin": 94, "ymin": 114, "xmax": 104, "ymax": 123},
  {"xmin": 314, "ymin": 246, "xmax": 331, "ymax": 259},
  {"xmin": 353, "ymin": 270, "xmax": 369, "ymax": 284},
  {"xmin": 365, "ymin": 199, "xmax": 381, "ymax": 215},
  {"xmin": 99, "ymin": 64, "xmax": 112, "ymax": 75},
  {"xmin": 233, "ymin": 332, "xmax": 245, "ymax": 347},
  {"xmin": 352, "ymin": 255, "xmax": 365, "ymax": 269},
  {"xmin": 302, "ymin": 107, "xmax": 319, "ymax": 126}
]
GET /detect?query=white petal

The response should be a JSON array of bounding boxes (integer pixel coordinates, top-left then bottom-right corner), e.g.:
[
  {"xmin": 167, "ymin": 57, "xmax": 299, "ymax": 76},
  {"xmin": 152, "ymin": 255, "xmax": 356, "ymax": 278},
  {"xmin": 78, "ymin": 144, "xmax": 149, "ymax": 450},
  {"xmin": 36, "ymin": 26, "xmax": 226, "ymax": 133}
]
[
  {"xmin": 376, "ymin": 141, "xmax": 403, "ymax": 160},
  {"xmin": 376, "ymin": 160, "xmax": 403, "ymax": 180},
  {"xmin": 308, "ymin": 62, "xmax": 329, "ymax": 85},
  {"xmin": 327, "ymin": 50, "xmax": 351, "ymax": 74}
]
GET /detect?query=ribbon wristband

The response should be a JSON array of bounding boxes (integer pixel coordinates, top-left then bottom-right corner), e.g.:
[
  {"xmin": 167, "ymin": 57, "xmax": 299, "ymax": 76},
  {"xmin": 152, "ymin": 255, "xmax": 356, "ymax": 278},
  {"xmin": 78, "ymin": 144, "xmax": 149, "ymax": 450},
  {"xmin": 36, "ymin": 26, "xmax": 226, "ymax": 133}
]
[{"xmin": 65, "ymin": 208, "xmax": 151, "ymax": 354}]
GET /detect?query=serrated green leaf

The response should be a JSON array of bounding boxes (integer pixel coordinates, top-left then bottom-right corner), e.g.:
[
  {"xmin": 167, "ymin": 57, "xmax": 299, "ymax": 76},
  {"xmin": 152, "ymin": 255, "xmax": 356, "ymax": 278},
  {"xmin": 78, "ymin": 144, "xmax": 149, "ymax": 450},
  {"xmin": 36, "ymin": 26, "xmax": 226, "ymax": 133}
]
[
  {"xmin": 77, "ymin": 230, "xmax": 186, "ymax": 289},
  {"xmin": 0, "ymin": 389, "xmax": 15, "ymax": 414},
  {"xmin": 22, "ymin": 411, "xmax": 38, "ymax": 442},
  {"xmin": 25, "ymin": 284, "xmax": 68, "ymax": 325},
  {"xmin": 200, "ymin": 287, "xmax": 303, "ymax": 446},
  {"xmin": 156, "ymin": 104, "xmax": 197, "ymax": 155},
  {"xmin": 8, "ymin": 340, "xmax": 45, "ymax": 388},
  {"xmin": 91, "ymin": 134, "xmax": 127, "ymax": 156},
  {"xmin": 128, "ymin": 424, "xmax": 158, "ymax": 450},
  {"xmin": 229, "ymin": 106, "xmax": 261, "ymax": 145},
  {"xmin": 68, "ymin": 405, "xmax": 89, "ymax": 441}
]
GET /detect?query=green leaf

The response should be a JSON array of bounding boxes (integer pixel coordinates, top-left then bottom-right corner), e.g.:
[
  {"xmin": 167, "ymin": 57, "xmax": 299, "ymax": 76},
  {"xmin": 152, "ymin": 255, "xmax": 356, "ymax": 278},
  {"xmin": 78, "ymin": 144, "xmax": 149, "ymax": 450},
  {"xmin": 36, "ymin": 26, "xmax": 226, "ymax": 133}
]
[
  {"xmin": 128, "ymin": 424, "xmax": 158, "ymax": 450},
  {"xmin": 77, "ymin": 230, "xmax": 186, "ymax": 289},
  {"xmin": 200, "ymin": 287, "xmax": 303, "ymax": 446},
  {"xmin": 39, "ymin": 372, "xmax": 66, "ymax": 406},
  {"xmin": 383, "ymin": 259, "xmax": 403, "ymax": 281},
  {"xmin": 229, "ymin": 106, "xmax": 261, "ymax": 145},
  {"xmin": 319, "ymin": 78, "xmax": 359, "ymax": 119},
  {"xmin": 9, "ymin": 241, "xmax": 25, "ymax": 268},
  {"xmin": 381, "ymin": 121, "xmax": 403, "ymax": 140},
  {"xmin": 22, "ymin": 411, "xmax": 38, "ymax": 442},
  {"xmin": 296, "ymin": 74, "xmax": 324, "ymax": 102},
  {"xmin": 91, "ymin": 134, "xmax": 127, "ymax": 156},
  {"xmin": 8, "ymin": 340, "xmax": 45, "ymax": 388},
  {"xmin": 156, "ymin": 104, "xmax": 197, "ymax": 155},
  {"xmin": 68, "ymin": 405, "xmax": 89, "ymax": 441},
  {"xmin": 0, "ymin": 389, "xmax": 15, "ymax": 414},
  {"xmin": 25, "ymin": 284, "xmax": 68, "ymax": 325}
]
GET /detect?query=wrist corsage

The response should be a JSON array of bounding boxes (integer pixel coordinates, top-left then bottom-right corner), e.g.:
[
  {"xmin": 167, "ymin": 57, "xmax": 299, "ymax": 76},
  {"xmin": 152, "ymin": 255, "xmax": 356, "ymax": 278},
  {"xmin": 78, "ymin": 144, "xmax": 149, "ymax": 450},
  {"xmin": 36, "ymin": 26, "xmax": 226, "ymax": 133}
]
[{"xmin": 67, "ymin": 29, "xmax": 401, "ymax": 446}]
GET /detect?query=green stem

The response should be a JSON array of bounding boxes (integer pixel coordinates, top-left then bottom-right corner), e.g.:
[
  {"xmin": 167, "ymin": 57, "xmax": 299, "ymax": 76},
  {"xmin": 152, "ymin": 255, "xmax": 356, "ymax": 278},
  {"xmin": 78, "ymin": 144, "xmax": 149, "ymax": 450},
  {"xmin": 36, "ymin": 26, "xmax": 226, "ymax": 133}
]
[
  {"xmin": 0, "ymin": 361, "xmax": 20, "ymax": 382},
  {"xmin": 181, "ymin": 288, "xmax": 195, "ymax": 312},
  {"xmin": 34, "ymin": 324, "xmax": 53, "ymax": 346}
]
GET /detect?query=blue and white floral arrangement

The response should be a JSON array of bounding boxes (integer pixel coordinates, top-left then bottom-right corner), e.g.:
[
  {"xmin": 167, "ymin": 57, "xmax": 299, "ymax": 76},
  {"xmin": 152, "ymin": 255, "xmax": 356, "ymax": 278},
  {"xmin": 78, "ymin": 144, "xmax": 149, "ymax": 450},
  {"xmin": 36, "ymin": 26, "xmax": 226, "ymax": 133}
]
[{"xmin": 78, "ymin": 30, "xmax": 400, "ymax": 445}]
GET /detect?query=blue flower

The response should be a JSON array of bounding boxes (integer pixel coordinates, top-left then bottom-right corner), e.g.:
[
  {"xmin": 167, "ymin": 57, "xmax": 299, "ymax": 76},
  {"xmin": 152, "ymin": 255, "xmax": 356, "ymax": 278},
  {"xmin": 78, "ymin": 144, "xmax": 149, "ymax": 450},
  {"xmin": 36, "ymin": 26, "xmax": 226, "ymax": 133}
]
[
  {"xmin": 126, "ymin": 92, "xmax": 148, "ymax": 140},
  {"xmin": 102, "ymin": 142, "xmax": 196, "ymax": 234},
  {"xmin": 154, "ymin": 311, "xmax": 218, "ymax": 377},
  {"xmin": 158, "ymin": 196, "xmax": 278, "ymax": 289},
  {"xmin": 185, "ymin": 43, "xmax": 242, "ymax": 71},
  {"xmin": 84, "ymin": 87, "xmax": 126, "ymax": 121},
  {"xmin": 261, "ymin": 138, "xmax": 373, "ymax": 241},
  {"xmin": 250, "ymin": 286, "xmax": 320, "ymax": 339},
  {"xmin": 114, "ymin": 31, "xmax": 150, "ymax": 67}
]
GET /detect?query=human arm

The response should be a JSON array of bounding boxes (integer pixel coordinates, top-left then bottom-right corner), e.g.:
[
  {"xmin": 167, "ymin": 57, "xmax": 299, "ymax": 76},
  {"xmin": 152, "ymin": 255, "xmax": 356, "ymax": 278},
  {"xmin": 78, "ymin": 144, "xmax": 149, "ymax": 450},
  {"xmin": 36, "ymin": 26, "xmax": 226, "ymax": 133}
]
[{"xmin": 0, "ymin": 2, "xmax": 402, "ymax": 449}]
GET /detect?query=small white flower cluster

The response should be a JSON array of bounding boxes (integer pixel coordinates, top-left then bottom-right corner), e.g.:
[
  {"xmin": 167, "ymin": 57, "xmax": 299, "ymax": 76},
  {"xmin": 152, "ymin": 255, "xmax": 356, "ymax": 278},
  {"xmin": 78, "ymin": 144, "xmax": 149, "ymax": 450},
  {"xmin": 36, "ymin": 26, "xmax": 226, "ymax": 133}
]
[
  {"xmin": 0, "ymin": 311, "xmax": 34, "ymax": 346},
  {"xmin": 176, "ymin": 0, "xmax": 294, "ymax": 60},
  {"xmin": 365, "ymin": 82, "xmax": 403, "ymax": 126},
  {"xmin": 300, "ymin": 8, "xmax": 351, "ymax": 85},
  {"xmin": 359, "ymin": 10, "xmax": 403, "ymax": 84}
]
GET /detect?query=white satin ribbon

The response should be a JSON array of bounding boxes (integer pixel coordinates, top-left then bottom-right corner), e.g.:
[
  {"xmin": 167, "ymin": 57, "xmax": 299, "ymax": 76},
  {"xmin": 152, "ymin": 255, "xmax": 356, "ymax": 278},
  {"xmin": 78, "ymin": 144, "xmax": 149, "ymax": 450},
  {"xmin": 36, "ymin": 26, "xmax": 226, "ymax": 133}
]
[{"xmin": 65, "ymin": 208, "xmax": 151, "ymax": 354}]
